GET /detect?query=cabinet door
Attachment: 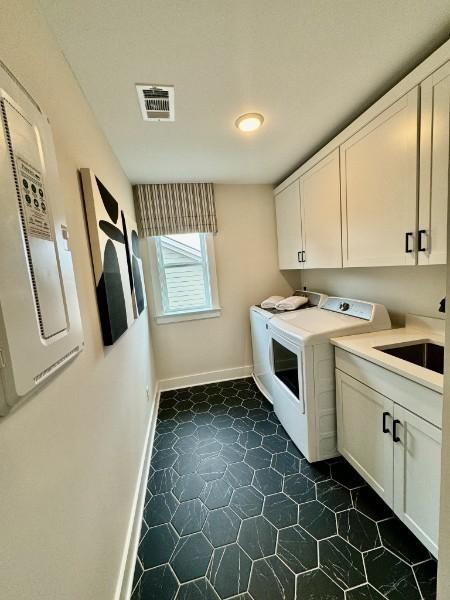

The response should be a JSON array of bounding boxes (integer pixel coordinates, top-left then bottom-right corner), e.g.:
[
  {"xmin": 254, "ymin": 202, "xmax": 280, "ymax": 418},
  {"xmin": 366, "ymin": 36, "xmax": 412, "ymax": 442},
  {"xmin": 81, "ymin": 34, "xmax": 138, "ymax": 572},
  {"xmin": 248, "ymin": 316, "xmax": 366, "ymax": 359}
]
[
  {"xmin": 393, "ymin": 405, "xmax": 441, "ymax": 556},
  {"xmin": 300, "ymin": 148, "xmax": 342, "ymax": 269},
  {"xmin": 419, "ymin": 61, "xmax": 450, "ymax": 265},
  {"xmin": 336, "ymin": 370, "xmax": 394, "ymax": 507},
  {"xmin": 274, "ymin": 180, "xmax": 302, "ymax": 269},
  {"xmin": 340, "ymin": 88, "xmax": 419, "ymax": 267}
]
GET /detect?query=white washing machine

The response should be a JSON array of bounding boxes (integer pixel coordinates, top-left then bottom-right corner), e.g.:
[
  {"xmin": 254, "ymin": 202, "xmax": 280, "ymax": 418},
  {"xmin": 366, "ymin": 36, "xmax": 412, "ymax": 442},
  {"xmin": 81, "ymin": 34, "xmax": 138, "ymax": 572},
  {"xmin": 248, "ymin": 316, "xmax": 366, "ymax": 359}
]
[
  {"xmin": 268, "ymin": 297, "xmax": 391, "ymax": 462},
  {"xmin": 250, "ymin": 291, "xmax": 327, "ymax": 404}
]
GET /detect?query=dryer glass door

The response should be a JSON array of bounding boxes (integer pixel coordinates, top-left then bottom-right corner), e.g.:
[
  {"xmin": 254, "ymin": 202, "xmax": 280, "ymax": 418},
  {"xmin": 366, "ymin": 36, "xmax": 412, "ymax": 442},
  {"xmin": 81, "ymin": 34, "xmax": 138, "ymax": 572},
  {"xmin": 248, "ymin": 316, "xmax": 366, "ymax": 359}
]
[{"xmin": 273, "ymin": 339, "xmax": 299, "ymax": 400}]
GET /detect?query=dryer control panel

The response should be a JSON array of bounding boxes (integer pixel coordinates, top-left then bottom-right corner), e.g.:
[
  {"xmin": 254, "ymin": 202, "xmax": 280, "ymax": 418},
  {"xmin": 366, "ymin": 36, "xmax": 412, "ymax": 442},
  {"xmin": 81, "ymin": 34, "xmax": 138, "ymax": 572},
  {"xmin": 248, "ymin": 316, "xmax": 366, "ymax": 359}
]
[{"xmin": 321, "ymin": 297, "xmax": 375, "ymax": 321}]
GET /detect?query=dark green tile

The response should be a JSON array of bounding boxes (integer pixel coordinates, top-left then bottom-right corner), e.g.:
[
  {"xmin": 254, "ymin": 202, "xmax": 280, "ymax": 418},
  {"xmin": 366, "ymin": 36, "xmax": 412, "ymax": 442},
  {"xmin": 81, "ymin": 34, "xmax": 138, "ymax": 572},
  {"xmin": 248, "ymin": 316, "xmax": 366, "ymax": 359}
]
[
  {"xmin": 331, "ymin": 462, "xmax": 366, "ymax": 489},
  {"xmin": 237, "ymin": 515, "xmax": 277, "ymax": 559},
  {"xmin": 271, "ymin": 451, "xmax": 300, "ymax": 476},
  {"xmin": 365, "ymin": 547, "xmax": 421, "ymax": 600},
  {"xmin": 283, "ymin": 473, "xmax": 316, "ymax": 504},
  {"xmin": 171, "ymin": 533, "xmax": 213, "ymax": 583},
  {"xmin": 378, "ymin": 519, "xmax": 430, "ymax": 565},
  {"xmin": 248, "ymin": 555, "xmax": 295, "ymax": 600},
  {"xmin": 144, "ymin": 492, "xmax": 178, "ymax": 527},
  {"xmin": 346, "ymin": 584, "xmax": 385, "ymax": 599},
  {"xmin": 245, "ymin": 446, "xmax": 272, "ymax": 469},
  {"xmin": 171, "ymin": 499, "xmax": 208, "ymax": 536},
  {"xmin": 135, "ymin": 565, "xmax": 178, "ymax": 600},
  {"xmin": 261, "ymin": 434, "xmax": 287, "ymax": 454},
  {"xmin": 176, "ymin": 578, "xmax": 219, "ymax": 600},
  {"xmin": 208, "ymin": 544, "xmax": 252, "ymax": 599},
  {"xmin": 337, "ymin": 509, "xmax": 381, "ymax": 552},
  {"xmin": 414, "ymin": 559, "xmax": 437, "ymax": 600},
  {"xmin": 203, "ymin": 506, "xmax": 241, "ymax": 547},
  {"xmin": 200, "ymin": 478, "xmax": 233, "ymax": 510},
  {"xmin": 320, "ymin": 536, "xmax": 366, "ymax": 589},
  {"xmin": 296, "ymin": 569, "xmax": 344, "ymax": 600},
  {"xmin": 173, "ymin": 473, "xmax": 205, "ymax": 502},
  {"xmin": 352, "ymin": 486, "xmax": 392, "ymax": 522},
  {"xmin": 298, "ymin": 500, "xmax": 337, "ymax": 540},
  {"xmin": 138, "ymin": 523, "xmax": 178, "ymax": 569},
  {"xmin": 238, "ymin": 430, "xmax": 262, "ymax": 449},
  {"xmin": 276, "ymin": 525, "xmax": 317, "ymax": 573},
  {"xmin": 317, "ymin": 480, "xmax": 352, "ymax": 512},
  {"xmin": 224, "ymin": 461, "xmax": 254, "ymax": 488},
  {"xmin": 263, "ymin": 492, "xmax": 297, "ymax": 528},
  {"xmin": 301, "ymin": 459, "xmax": 331, "ymax": 483},
  {"xmin": 253, "ymin": 467, "xmax": 283, "ymax": 495},
  {"xmin": 230, "ymin": 485, "xmax": 264, "ymax": 518}
]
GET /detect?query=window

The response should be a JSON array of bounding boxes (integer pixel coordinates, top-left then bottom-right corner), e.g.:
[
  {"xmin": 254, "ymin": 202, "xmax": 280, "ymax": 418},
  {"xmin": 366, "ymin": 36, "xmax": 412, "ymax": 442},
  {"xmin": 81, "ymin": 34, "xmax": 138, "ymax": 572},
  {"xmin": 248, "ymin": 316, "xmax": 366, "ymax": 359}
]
[{"xmin": 148, "ymin": 232, "xmax": 220, "ymax": 323}]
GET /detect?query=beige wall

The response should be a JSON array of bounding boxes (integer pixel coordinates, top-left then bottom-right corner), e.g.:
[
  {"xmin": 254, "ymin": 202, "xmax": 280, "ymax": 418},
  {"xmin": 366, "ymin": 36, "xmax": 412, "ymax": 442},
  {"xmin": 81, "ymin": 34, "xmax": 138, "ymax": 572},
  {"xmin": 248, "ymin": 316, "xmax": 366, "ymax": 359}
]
[
  {"xmin": 300, "ymin": 265, "xmax": 446, "ymax": 326},
  {"xmin": 0, "ymin": 2, "xmax": 156, "ymax": 600},
  {"xmin": 150, "ymin": 184, "xmax": 296, "ymax": 385}
]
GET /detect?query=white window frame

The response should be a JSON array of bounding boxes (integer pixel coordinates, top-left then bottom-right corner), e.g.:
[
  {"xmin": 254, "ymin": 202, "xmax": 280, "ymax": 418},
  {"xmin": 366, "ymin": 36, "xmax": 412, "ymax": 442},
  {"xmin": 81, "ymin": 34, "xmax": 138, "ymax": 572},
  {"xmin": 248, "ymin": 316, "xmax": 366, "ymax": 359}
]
[{"xmin": 146, "ymin": 233, "xmax": 221, "ymax": 324}]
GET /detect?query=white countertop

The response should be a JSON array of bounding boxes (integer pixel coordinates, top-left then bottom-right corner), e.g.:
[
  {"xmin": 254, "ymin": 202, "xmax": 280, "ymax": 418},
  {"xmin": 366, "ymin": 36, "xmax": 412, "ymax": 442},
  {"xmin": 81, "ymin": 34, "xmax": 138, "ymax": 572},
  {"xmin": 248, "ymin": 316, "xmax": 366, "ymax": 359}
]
[{"xmin": 331, "ymin": 314, "xmax": 445, "ymax": 394}]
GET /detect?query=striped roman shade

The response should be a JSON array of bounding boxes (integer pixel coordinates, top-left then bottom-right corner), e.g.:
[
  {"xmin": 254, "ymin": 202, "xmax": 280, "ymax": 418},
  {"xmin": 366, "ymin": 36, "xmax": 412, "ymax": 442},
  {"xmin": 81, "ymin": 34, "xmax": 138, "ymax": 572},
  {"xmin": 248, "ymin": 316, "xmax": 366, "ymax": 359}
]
[{"xmin": 134, "ymin": 183, "xmax": 218, "ymax": 237}]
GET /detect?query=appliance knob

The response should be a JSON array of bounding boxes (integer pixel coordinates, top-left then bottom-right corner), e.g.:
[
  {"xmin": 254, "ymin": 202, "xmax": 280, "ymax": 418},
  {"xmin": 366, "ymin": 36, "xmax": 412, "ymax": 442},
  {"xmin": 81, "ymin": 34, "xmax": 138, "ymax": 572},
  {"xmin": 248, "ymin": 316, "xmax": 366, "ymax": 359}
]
[{"xmin": 340, "ymin": 302, "xmax": 350, "ymax": 311}]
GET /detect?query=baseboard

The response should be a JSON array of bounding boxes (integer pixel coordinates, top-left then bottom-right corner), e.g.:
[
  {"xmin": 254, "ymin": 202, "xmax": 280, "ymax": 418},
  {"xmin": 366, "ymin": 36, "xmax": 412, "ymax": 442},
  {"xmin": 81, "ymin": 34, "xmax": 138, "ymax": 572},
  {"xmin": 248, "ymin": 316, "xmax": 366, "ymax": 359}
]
[
  {"xmin": 159, "ymin": 365, "xmax": 253, "ymax": 391},
  {"xmin": 115, "ymin": 384, "xmax": 160, "ymax": 600}
]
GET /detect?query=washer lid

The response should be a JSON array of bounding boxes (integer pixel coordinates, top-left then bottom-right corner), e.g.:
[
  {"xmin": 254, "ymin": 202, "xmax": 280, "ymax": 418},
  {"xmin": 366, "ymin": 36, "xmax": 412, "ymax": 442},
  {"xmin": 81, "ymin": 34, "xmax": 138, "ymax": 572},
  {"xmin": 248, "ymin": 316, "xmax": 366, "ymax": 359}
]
[{"xmin": 269, "ymin": 300, "xmax": 391, "ymax": 345}]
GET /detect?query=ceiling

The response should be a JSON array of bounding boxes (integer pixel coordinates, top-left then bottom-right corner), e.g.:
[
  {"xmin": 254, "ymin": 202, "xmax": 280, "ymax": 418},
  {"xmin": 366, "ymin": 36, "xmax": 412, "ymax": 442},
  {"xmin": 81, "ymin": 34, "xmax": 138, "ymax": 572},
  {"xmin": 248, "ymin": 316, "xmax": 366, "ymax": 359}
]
[{"xmin": 39, "ymin": 0, "xmax": 450, "ymax": 185}]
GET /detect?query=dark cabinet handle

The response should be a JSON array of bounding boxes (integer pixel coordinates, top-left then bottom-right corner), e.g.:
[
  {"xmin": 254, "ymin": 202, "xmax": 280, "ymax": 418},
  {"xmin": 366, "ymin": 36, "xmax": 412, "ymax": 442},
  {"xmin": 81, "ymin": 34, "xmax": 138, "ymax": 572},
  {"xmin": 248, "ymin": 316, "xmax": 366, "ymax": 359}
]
[
  {"xmin": 382, "ymin": 411, "xmax": 390, "ymax": 434},
  {"xmin": 302, "ymin": 250, "xmax": 306, "ymax": 263},
  {"xmin": 298, "ymin": 251, "xmax": 302, "ymax": 263},
  {"xmin": 393, "ymin": 419, "xmax": 401, "ymax": 443},
  {"xmin": 418, "ymin": 229, "xmax": 426, "ymax": 252},
  {"xmin": 405, "ymin": 232, "xmax": 413, "ymax": 253}
]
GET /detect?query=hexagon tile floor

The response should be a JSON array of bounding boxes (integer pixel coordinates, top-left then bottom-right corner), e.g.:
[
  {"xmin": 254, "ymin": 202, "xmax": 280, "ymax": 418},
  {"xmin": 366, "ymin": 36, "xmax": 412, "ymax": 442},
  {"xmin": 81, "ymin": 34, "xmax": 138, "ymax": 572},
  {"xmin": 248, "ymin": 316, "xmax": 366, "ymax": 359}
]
[{"xmin": 131, "ymin": 378, "xmax": 437, "ymax": 600}]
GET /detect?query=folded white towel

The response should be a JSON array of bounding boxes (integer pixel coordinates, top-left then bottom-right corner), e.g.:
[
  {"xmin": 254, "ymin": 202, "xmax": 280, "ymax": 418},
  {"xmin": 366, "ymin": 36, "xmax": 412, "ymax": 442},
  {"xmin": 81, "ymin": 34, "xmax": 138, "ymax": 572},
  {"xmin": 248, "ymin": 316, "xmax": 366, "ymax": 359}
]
[
  {"xmin": 261, "ymin": 295, "xmax": 285, "ymax": 309},
  {"xmin": 275, "ymin": 296, "xmax": 308, "ymax": 311}
]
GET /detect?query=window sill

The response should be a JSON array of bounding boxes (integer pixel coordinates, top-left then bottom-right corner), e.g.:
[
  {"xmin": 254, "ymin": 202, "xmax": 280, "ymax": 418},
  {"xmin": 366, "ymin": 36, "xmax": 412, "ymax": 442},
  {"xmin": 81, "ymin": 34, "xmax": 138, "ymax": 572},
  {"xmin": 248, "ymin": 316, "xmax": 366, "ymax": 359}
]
[{"xmin": 154, "ymin": 308, "xmax": 222, "ymax": 325}]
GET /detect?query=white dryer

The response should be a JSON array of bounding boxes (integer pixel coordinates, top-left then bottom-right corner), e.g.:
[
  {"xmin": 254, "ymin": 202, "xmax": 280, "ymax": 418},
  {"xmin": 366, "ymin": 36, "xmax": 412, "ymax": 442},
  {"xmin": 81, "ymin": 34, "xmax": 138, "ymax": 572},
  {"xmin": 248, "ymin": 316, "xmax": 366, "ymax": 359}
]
[
  {"xmin": 268, "ymin": 297, "xmax": 391, "ymax": 462},
  {"xmin": 250, "ymin": 291, "xmax": 327, "ymax": 404}
]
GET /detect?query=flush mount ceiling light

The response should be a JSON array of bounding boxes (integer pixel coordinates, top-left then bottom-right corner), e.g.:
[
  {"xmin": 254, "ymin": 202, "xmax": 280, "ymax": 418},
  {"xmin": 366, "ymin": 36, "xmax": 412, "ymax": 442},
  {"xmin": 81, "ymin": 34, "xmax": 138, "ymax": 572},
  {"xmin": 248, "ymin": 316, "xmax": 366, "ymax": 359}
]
[{"xmin": 235, "ymin": 112, "xmax": 264, "ymax": 132}]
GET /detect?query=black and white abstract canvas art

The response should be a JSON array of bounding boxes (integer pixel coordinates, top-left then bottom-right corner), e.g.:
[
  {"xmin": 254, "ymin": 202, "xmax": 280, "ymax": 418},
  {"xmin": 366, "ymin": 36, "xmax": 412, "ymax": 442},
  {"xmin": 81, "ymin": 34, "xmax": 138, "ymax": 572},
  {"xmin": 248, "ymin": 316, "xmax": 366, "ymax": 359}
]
[
  {"xmin": 80, "ymin": 169, "xmax": 144, "ymax": 346},
  {"xmin": 121, "ymin": 209, "xmax": 146, "ymax": 318}
]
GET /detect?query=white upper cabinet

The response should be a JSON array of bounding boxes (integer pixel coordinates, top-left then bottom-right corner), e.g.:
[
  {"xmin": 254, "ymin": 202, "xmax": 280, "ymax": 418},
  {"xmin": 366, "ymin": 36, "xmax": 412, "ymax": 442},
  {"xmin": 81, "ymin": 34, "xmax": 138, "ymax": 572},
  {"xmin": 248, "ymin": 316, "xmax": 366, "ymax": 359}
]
[
  {"xmin": 300, "ymin": 148, "xmax": 342, "ymax": 269},
  {"xmin": 419, "ymin": 61, "xmax": 450, "ymax": 265},
  {"xmin": 275, "ymin": 179, "xmax": 302, "ymax": 269},
  {"xmin": 340, "ymin": 88, "xmax": 419, "ymax": 267},
  {"xmin": 274, "ymin": 44, "xmax": 450, "ymax": 272}
]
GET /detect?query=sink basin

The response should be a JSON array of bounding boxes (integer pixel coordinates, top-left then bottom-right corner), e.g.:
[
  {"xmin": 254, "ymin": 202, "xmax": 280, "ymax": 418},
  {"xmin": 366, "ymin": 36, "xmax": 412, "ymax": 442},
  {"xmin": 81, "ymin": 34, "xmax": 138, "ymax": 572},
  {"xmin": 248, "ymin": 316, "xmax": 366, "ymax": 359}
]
[{"xmin": 377, "ymin": 341, "xmax": 444, "ymax": 375}]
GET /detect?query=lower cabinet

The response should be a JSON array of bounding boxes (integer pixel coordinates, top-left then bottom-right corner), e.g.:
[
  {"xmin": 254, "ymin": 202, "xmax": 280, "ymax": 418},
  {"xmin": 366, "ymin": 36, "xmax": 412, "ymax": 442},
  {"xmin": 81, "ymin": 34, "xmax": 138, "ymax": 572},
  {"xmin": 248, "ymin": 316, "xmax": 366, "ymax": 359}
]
[
  {"xmin": 336, "ymin": 371, "xmax": 393, "ymax": 506},
  {"xmin": 336, "ymin": 369, "xmax": 440, "ymax": 556},
  {"xmin": 393, "ymin": 405, "xmax": 441, "ymax": 557}
]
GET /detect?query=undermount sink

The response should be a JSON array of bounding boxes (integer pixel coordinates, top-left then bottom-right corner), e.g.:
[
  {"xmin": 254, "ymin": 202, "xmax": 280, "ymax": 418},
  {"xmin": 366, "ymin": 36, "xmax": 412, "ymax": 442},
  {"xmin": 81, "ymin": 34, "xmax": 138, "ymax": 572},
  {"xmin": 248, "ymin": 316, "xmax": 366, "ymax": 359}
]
[{"xmin": 376, "ymin": 341, "xmax": 444, "ymax": 375}]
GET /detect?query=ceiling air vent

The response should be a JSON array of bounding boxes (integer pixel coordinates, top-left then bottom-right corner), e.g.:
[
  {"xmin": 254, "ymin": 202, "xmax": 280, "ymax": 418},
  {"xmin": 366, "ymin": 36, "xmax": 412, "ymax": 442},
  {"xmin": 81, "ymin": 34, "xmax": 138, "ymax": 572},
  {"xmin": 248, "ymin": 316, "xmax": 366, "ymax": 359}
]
[{"xmin": 136, "ymin": 84, "xmax": 175, "ymax": 122}]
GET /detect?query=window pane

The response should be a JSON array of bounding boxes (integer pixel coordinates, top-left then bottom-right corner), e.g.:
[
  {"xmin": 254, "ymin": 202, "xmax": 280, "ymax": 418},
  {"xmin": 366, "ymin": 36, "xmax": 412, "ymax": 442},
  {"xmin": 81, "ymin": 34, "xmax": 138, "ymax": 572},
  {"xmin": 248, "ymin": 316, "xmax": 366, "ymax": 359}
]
[
  {"xmin": 155, "ymin": 232, "xmax": 212, "ymax": 314},
  {"xmin": 160, "ymin": 234, "xmax": 202, "ymax": 266},
  {"xmin": 166, "ymin": 263, "xmax": 207, "ymax": 310}
]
